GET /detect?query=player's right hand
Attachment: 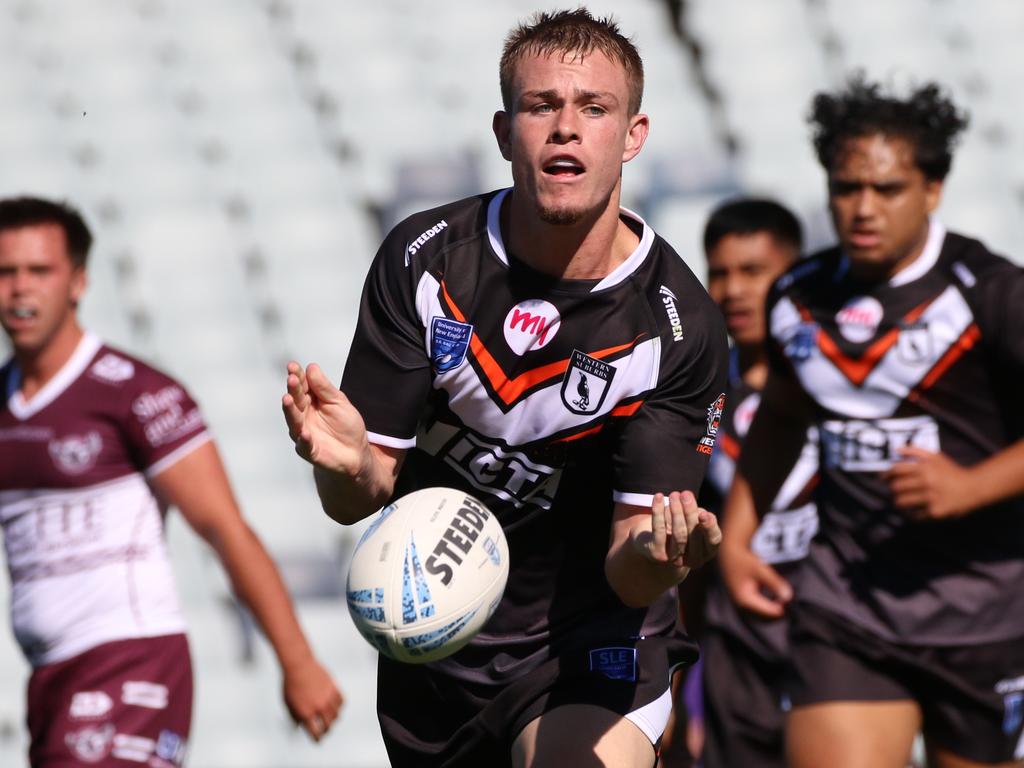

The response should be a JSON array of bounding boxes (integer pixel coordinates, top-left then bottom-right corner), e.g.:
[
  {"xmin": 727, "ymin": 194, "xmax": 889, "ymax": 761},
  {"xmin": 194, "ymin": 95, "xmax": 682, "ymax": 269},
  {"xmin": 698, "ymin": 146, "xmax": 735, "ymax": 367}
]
[
  {"xmin": 718, "ymin": 541, "xmax": 792, "ymax": 619},
  {"xmin": 282, "ymin": 362, "xmax": 371, "ymax": 477}
]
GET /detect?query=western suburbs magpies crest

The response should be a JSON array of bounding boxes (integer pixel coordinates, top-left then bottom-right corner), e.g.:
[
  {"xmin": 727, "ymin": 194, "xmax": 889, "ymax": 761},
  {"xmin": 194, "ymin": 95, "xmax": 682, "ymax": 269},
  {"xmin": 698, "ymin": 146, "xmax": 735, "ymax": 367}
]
[{"xmin": 561, "ymin": 350, "xmax": 615, "ymax": 415}]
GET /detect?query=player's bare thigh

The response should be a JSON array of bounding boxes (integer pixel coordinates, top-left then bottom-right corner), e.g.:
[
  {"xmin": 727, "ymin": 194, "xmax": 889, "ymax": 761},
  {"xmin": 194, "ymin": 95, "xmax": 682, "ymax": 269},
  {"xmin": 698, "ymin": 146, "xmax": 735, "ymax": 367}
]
[
  {"xmin": 512, "ymin": 704, "xmax": 655, "ymax": 768},
  {"xmin": 787, "ymin": 700, "xmax": 921, "ymax": 768}
]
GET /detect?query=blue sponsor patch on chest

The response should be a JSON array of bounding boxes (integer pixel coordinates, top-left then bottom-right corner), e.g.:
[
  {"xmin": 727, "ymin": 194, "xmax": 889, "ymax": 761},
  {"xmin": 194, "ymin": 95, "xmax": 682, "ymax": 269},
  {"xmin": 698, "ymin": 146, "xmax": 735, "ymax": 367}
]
[
  {"xmin": 589, "ymin": 646, "xmax": 637, "ymax": 682},
  {"xmin": 431, "ymin": 317, "xmax": 473, "ymax": 373}
]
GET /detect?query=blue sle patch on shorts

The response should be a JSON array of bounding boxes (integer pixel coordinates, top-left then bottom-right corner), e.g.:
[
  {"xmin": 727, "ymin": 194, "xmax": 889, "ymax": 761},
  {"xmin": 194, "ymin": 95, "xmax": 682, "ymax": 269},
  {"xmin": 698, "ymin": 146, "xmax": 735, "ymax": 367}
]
[{"xmin": 589, "ymin": 646, "xmax": 638, "ymax": 682}]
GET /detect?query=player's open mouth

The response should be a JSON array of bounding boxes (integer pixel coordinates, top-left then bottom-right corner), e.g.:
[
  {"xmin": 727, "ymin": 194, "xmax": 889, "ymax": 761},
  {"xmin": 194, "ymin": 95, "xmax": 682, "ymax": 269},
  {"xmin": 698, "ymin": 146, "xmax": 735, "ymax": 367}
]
[
  {"xmin": 6, "ymin": 307, "xmax": 37, "ymax": 325},
  {"xmin": 543, "ymin": 158, "xmax": 585, "ymax": 177}
]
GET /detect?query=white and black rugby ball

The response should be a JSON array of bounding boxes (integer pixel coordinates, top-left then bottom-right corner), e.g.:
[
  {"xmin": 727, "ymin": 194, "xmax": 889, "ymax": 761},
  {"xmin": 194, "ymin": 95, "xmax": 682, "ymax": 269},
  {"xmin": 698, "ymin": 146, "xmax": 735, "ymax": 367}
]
[{"xmin": 346, "ymin": 487, "xmax": 509, "ymax": 664}]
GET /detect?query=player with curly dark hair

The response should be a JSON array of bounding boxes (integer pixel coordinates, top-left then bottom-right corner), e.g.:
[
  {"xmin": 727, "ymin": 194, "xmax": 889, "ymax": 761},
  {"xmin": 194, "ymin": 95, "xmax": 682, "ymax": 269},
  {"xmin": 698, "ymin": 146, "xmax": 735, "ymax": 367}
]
[
  {"xmin": 809, "ymin": 74, "xmax": 969, "ymax": 183},
  {"xmin": 719, "ymin": 76, "xmax": 1024, "ymax": 767}
]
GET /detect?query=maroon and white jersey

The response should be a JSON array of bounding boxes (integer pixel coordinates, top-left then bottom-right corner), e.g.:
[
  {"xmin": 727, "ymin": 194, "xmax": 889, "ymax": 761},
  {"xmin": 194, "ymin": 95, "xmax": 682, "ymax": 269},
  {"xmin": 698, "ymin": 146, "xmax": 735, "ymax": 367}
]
[
  {"xmin": 767, "ymin": 221, "xmax": 1024, "ymax": 644},
  {"xmin": 342, "ymin": 189, "xmax": 728, "ymax": 684},
  {"xmin": 0, "ymin": 333, "xmax": 210, "ymax": 666}
]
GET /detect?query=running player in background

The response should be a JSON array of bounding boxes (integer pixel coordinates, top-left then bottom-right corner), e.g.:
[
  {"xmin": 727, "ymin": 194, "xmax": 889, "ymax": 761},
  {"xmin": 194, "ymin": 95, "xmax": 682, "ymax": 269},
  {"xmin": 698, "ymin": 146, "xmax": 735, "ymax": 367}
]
[
  {"xmin": 282, "ymin": 9, "xmax": 728, "ymax": 767},
  {"xmin": 721, "ymin": 76, "xmax": 1024, "ymax": 767},
  {"xmin": 695, "ymin": 198, "xmax": 817, "ymax": 768},
  {"xmin": 0, "ymin": 197, "xmax": 342, "ymax": 766}
]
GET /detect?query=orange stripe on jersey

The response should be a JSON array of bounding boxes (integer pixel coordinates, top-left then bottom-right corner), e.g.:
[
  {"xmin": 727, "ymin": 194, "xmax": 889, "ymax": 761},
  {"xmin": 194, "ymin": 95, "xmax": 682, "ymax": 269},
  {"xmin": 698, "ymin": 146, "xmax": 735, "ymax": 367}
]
[
  {"xmin": 718, "ymin": 432, "xmax": 741, "ymax": 460},
  {"xmin": 611, "ymin": 400, "xmax": 644, "ymax": 417},
  {"xmin": 554, "ymin": 425, "xmax": 604, "ymax": 443},
  {"xmin": 817, "ymin": 298, "xmax": 934, "ymax": 386},
  {"xmin": 552, "ymin": 400, "xmax": 645, "ymax": 443},
  {"xmin": 441, "ymin": 280, "xmax": 467, "ymax": 322},
  {"xmin": 441, "ymin": 280, "xmax": 645, "ymax": 407},
  {"xmin": 913, "ymin": 323, "xmax": 981, "ymax": 394}
]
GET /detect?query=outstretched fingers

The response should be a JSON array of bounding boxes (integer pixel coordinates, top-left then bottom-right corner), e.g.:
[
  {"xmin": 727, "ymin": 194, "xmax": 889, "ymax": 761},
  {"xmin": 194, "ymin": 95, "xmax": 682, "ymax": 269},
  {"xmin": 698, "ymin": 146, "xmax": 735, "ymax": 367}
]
[{"xmin": 283, "ymin": 361, "xmax": 317, "ymax": 459}]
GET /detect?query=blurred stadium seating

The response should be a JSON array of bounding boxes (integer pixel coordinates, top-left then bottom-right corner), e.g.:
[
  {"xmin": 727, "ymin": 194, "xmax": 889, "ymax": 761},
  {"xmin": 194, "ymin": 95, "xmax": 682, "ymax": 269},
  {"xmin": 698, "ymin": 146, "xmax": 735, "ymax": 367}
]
[{"xmin": 0, "ymin": 1, "xmax": 1022, "ymax": 765}]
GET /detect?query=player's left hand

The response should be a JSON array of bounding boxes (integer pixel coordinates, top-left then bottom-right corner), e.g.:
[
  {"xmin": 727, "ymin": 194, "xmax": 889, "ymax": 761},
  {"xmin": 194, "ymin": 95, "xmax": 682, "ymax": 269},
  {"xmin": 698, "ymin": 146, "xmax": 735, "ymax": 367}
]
[
  {"xmin": 884, "ymin": 446, "xmax": 976, "ymax": 520},
  {"xmin": 634, "ymin": 491, "xmax": 722, "ymax": 571},
  {"xmin": 282, "ymin": 657, "xmax": 344, "ymax": 742}
]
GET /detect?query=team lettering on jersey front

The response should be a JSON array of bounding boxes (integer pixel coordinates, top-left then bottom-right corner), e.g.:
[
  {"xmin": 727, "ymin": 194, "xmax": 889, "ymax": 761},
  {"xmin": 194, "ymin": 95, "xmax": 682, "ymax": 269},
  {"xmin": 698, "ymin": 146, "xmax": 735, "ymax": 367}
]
[
  {"xmin": 418, "ymin": 420, "xmax": 561, "ymax": 509},
  {"xmin": 821, "ymin": 414, "xmax": 940, "ymax": 472}
]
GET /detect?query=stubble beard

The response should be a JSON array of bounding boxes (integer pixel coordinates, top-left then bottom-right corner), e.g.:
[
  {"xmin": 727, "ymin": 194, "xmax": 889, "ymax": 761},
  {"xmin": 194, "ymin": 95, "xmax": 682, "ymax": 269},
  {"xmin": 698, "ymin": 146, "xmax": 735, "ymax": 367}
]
[{"xmin": 537, "ymin": 203, "xmax": 585, "ymax": 226}]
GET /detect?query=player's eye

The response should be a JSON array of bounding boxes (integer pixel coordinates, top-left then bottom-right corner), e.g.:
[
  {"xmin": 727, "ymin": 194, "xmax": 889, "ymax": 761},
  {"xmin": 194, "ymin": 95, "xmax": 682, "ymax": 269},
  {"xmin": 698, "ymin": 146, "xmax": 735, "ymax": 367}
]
[{"xmin": 829, "ymin": 181, "xmax": 859, "ymax": 197}]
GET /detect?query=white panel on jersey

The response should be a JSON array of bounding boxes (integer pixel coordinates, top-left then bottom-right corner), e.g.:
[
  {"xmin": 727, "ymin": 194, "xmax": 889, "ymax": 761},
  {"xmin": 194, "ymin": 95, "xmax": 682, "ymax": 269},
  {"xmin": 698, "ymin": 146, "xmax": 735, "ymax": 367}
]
[
  {"xmin": 771, "ymin": 286, "xmax": 976, "ymax": 420},
  {"xmin": 415, "ymin": 273, "xmax": 661, "ymax": 446}
]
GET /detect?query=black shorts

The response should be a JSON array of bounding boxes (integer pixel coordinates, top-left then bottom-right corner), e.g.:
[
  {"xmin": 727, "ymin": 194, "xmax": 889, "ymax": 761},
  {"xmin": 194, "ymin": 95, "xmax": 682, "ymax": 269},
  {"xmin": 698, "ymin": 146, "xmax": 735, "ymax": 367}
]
[
  {"xmin": 701, "ymin": 628, "xmax": 788, "ymax": 768},
  {"xmin": 377, "ymin": 631, "xmax": 698, "ymax": 768},
  {"xmin": 788, "ymin": 602, "xmax": 1024, "ymax": 764}
]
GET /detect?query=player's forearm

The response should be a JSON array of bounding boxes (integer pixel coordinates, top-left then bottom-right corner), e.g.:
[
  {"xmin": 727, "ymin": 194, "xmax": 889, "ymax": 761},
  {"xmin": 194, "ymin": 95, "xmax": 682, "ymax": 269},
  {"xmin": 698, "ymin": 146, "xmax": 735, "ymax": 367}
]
[
  {"xmin": 965, "ymin": 438, "xmax": 1024, "ymax": 511},
  {"xmin": 737, "ymin": 374, "xmax": 813, "ymax": 516},
  {"xmin": 208, "ymin": 521, "xmax": 317, "ymax": 672},
  {"xmin": 605, "ymin": 543, "xmax": 689, "ymax": 609},
  {"xmin": 721, "ymin": 473, "xmax": 760, "ymax": 553},
  {"xmin": 313, "ymin": 444, "xmax": 397, "ymax": 525}
]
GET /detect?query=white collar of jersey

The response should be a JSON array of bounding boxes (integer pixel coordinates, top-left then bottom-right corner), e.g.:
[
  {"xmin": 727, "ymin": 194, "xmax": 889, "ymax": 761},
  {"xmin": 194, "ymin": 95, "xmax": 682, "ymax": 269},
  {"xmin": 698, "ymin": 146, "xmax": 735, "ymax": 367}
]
[
  {"xmin": 7, "ymin": 332, "xmax": 103, "ymax": 420},
  {"xmin": 836, "ymin": 219, "xmax": 946, "ymax": 288},
  {"xmin": 486, "ymin": 188, "xmax": 656, "ymax": 292}
]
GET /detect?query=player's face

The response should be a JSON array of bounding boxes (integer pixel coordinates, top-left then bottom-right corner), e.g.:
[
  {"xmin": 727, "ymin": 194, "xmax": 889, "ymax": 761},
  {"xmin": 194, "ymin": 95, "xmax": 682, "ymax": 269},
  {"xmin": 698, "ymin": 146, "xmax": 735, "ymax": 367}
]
[
  {"xmin": 0, "ymin": 223, "xmax": 85, "ymax": 357},
  {"xmin": 828, "ymin": 133, "xmax": 942, "ymax": 281},
  {"xmin": 707, "ymin": 232, "xmax": 795, "ymax": 348},
  {"xmin": 493, "ymin": 49, "xmax": 648, "ymax": 226}
]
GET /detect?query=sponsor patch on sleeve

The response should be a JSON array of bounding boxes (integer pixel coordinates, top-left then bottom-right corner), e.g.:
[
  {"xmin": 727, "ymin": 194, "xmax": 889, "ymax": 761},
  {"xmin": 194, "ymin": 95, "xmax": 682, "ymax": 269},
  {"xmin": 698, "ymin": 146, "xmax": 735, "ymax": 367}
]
[
  {"xmin": 697, "ymin": 393, "xmax": 726, "ymax": 455},
  {"xmin": 430, "ymin": 317, "xmax": 473, "ymax": 373}
]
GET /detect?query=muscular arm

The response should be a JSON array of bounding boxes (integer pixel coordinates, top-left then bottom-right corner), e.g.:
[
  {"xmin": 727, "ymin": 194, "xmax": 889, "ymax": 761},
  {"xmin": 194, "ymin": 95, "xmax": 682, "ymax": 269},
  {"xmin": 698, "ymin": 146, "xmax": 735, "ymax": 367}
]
[
  {"xmin": 151, "ymin": 440, "xmax": 343, "ymax": 741},
  {"xmin": 606, "ymin": 491, "xmax": 721, "ymax": 608},
  {"xmin": 736, "ymin": 370, "xmax": 815, "ymax": 515}
]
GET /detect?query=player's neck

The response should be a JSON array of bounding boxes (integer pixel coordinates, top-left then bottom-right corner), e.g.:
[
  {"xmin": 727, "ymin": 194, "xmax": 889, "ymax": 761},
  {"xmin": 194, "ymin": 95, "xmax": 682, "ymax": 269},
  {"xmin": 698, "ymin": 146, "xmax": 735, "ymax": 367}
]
[
  {"xmin": 15, "ymin": 321, "xmax": 85, "ymax": 401},
  {"xmin": 502, "ymin": 191, "xmax": 637, "ymax": 280},
  {"xmin": 737, "ymin": 345, "xmax": 768, "ymax": 390}
]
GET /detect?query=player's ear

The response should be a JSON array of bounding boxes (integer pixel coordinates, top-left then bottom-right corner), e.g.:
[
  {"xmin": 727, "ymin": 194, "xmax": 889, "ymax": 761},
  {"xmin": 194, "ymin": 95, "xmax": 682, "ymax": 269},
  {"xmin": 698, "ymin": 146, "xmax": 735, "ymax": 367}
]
[
  {"xmin": 493, "ymin": 111, "xmax": 512, "ymax": 162},
  {"xmin": 622, "ymin": 113, "xmax": 649, "ymax": 164},
  {"xmin": 924, "ymin": 177, "xmax": 943, "ymax": 214},
  {"xmin": 69, "ymin": 264, "xmax": 87, "ymax": 307}
]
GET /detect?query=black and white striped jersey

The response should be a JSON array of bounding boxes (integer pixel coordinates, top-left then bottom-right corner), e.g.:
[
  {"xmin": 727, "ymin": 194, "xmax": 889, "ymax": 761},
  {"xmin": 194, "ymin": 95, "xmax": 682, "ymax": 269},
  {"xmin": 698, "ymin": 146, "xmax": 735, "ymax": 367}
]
[
  {"xmin": 341, "ymin": 188, "xmax": 728, "ymax": 683},
  {"xmin": 767, "ymin": 220, "xmax": 1024, "ymax": 645}
]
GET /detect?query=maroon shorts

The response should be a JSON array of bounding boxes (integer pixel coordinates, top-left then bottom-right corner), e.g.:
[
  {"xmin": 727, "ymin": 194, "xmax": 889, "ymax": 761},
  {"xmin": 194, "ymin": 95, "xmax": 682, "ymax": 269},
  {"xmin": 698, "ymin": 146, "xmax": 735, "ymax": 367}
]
[{"xmin": 27, "ymin": 634, "xmax": 192, "ymax": 767}]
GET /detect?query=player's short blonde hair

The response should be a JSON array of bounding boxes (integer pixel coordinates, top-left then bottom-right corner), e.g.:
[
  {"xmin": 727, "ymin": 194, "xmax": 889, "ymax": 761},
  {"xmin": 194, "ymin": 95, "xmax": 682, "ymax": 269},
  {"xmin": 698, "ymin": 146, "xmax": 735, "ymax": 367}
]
[{"xmin": 499, "ymin": 8, "xmax": 644, "ymax": 116}]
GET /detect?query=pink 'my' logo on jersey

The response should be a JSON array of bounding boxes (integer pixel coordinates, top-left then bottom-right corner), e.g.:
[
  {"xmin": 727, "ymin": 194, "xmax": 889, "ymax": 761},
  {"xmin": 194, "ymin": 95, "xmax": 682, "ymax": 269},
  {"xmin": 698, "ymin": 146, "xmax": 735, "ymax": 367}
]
[
  {"xmin": 835, "ymin": 296, "xmax": 883, "ymax": 343},
  {"xmin": 503, "ymin": 300, "xmax": 560, "ymax": 355},
  {"xmin": 48, "ymin": 432, "xmax": 103, "ymax": 475}
]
